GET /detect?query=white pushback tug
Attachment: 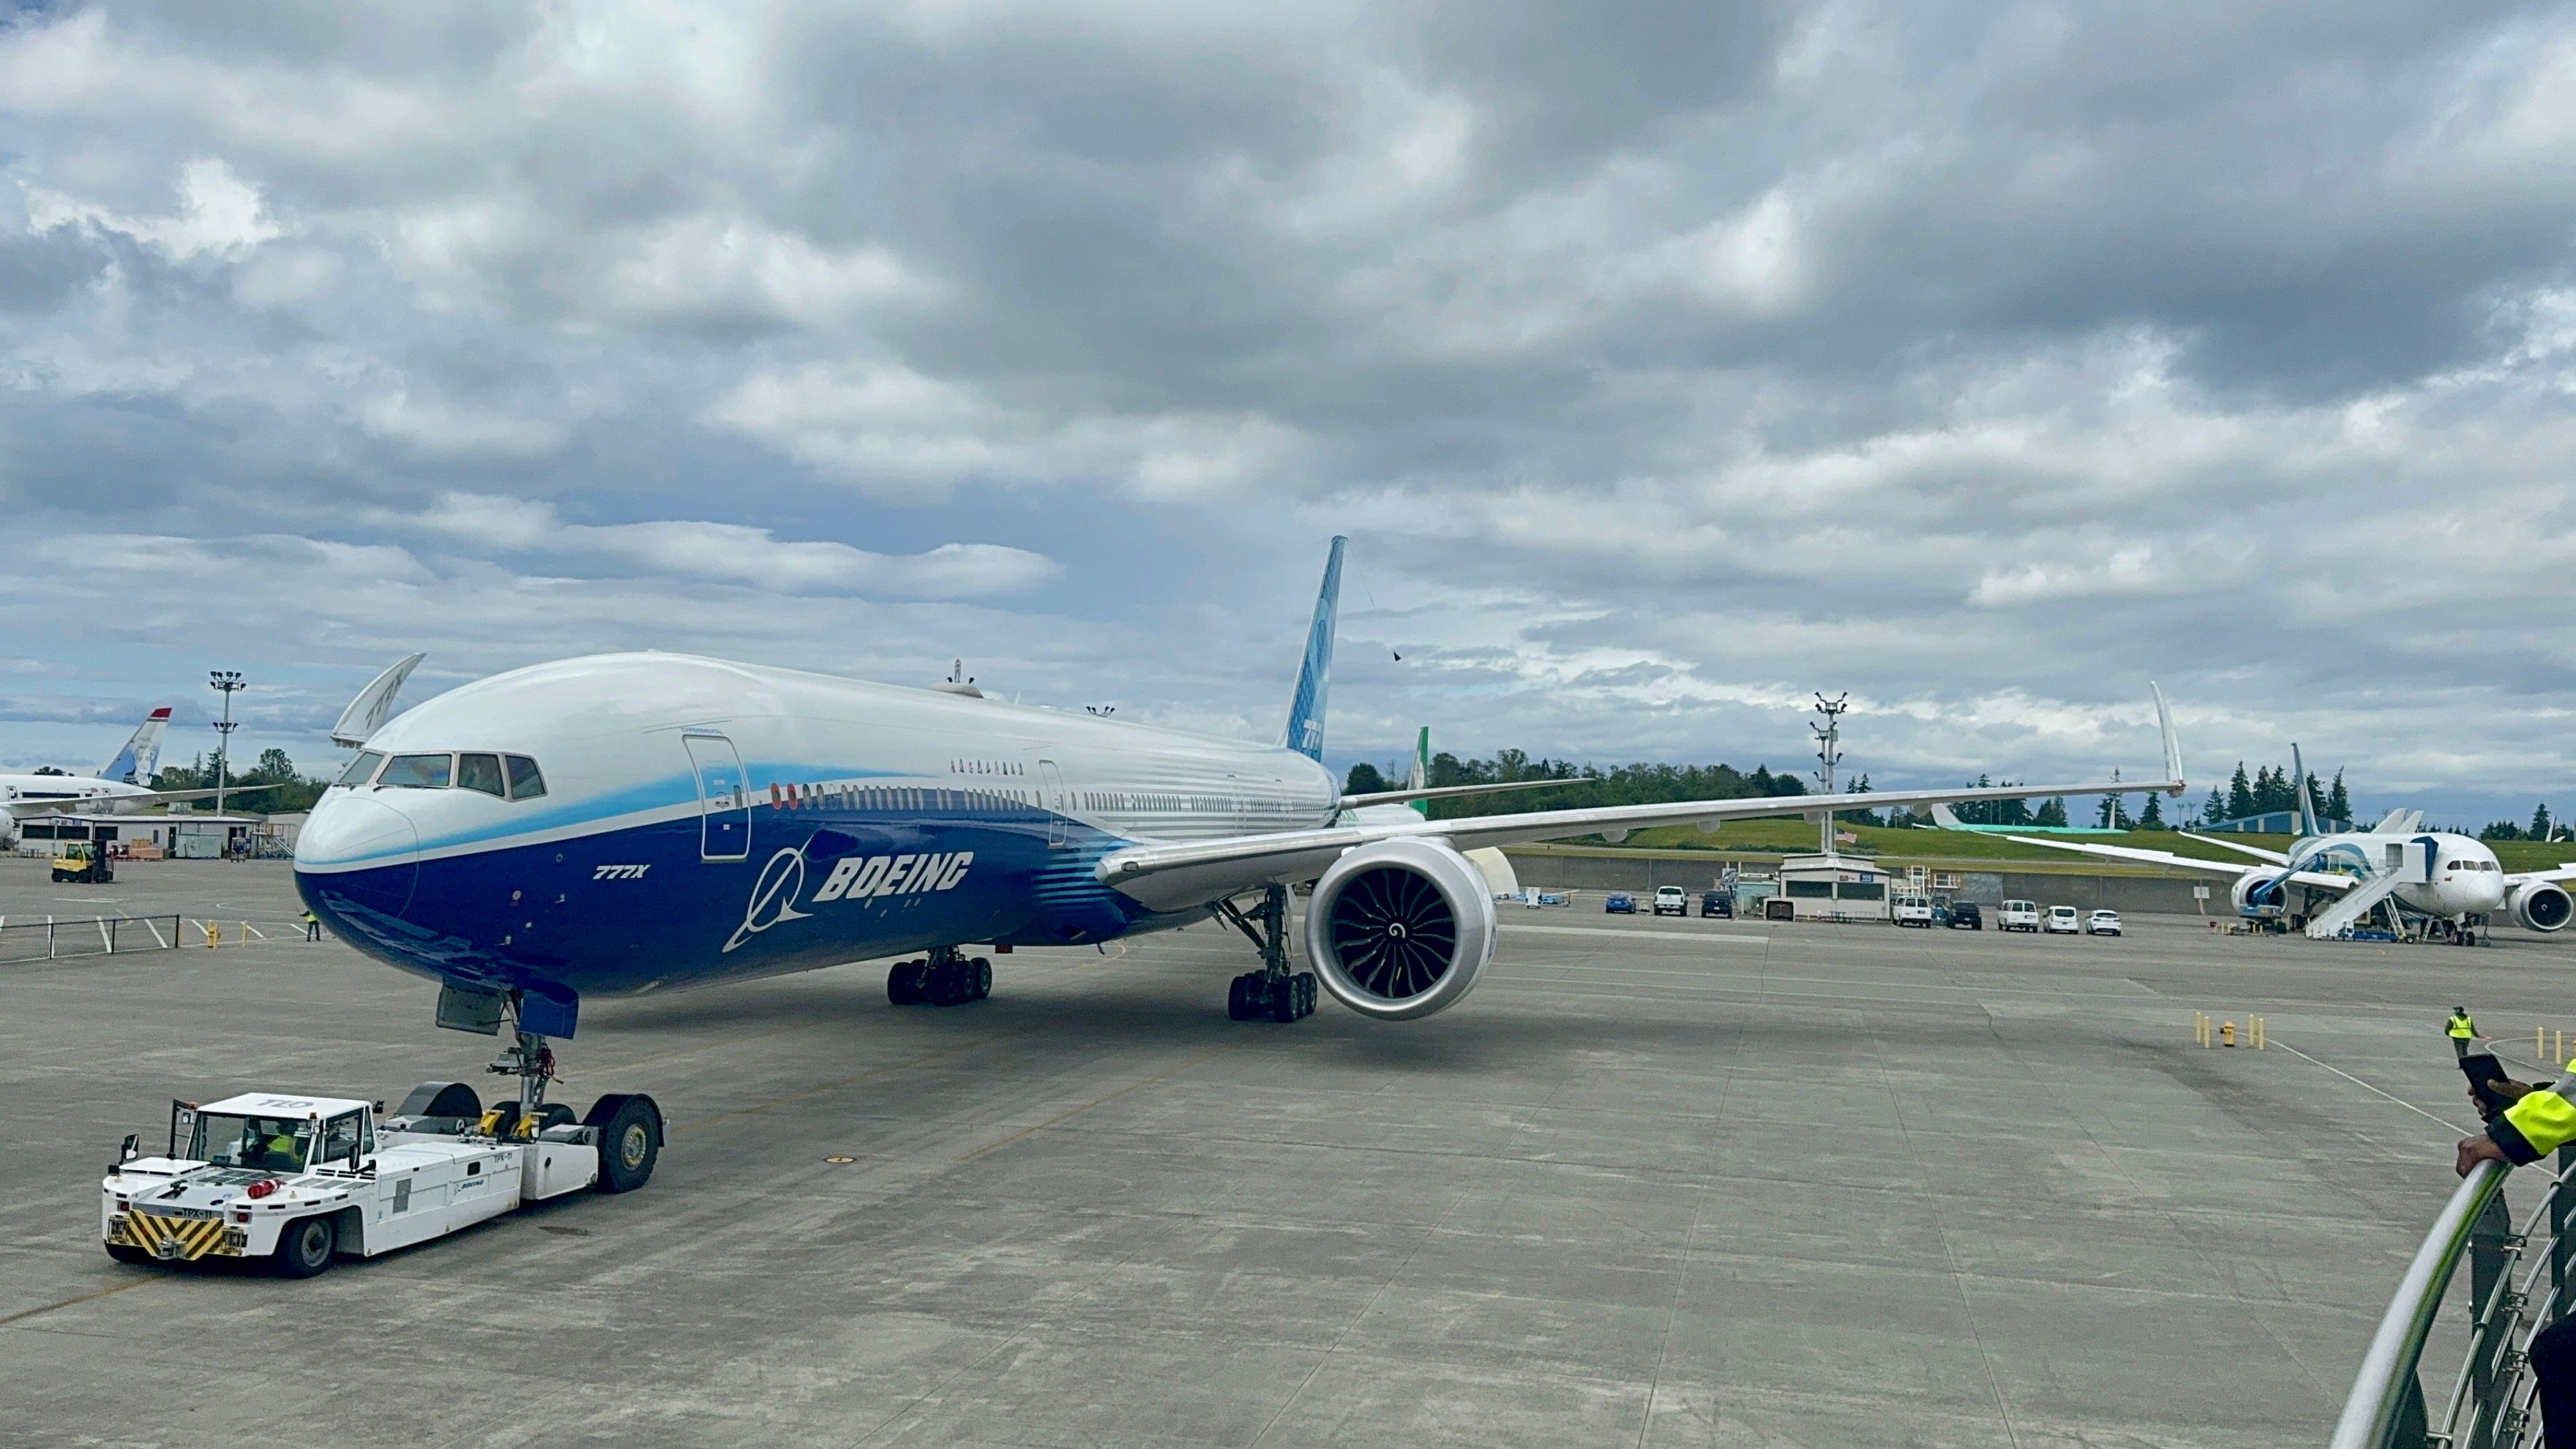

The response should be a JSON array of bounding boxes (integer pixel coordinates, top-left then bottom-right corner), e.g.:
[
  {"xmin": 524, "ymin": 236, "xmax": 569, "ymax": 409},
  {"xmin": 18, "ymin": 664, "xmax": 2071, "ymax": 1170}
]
[{"xmin": 100, "ymin": 1038, "xmax": 659, "ymax": 1278}]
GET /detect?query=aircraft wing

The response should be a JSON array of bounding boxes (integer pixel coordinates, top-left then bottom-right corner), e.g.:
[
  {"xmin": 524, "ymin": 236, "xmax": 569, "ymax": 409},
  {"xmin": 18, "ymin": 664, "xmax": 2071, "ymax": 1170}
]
[
  {"xmin": 2507, "ymin": 864, "xmax": 2576, "ymax": 888},
  {"xmin": 4, "ymin": 783, "xmax": 282, "ymax": 819},
  {"xmin": 1104, "ymin": 684, "xmax": 2184, "ymax": 910},
  {"xmin": 1999, "ymin": 834, "xmax": 2356, "ymax": 891},
  {"xmin": 1102, "ymin": 770, "xmax": 2179, "ymax": 911}
]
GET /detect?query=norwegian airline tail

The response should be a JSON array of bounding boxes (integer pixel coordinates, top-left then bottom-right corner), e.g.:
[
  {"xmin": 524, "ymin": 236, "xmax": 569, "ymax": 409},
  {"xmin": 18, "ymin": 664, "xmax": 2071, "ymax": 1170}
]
[{"xmin": 99, "ymin": 707, "xmax": 171, "ymax": 785}]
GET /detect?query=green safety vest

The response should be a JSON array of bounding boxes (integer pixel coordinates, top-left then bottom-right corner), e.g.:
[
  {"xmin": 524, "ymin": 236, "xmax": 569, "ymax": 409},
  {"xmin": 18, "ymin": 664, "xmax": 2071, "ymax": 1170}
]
[{"xmin": 2449, "ymin": 1014, "xmax": 2476, "ymax": 1039}]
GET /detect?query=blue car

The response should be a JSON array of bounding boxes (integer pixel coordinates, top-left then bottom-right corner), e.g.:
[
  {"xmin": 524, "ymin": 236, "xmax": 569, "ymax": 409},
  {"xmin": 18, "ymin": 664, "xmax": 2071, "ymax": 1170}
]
[{"xmin": 1603, "ymin": 892, "xmax": 1637, "ymax": 914}]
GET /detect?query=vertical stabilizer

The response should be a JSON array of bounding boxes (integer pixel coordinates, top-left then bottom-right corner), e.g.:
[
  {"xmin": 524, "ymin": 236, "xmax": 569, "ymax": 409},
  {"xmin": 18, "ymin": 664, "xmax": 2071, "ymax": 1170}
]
[
  {"xmin": 332, "ymin": 652, "xmax": 427, "ymax": 748},
  {"xmin": 100, "ymin": 707, "xmax": 172, "ymax": 785},
  {"xmin": 1280, "ymin": 537, "xmax": 1346, "ymax": 760},
  {"xmin": 2291, "ymin": 743, "xmax": 2318, "ymax": 838},
  {"xmin": 1410, "ymin": 727, "xmax": 1431, "ymax": 817}
]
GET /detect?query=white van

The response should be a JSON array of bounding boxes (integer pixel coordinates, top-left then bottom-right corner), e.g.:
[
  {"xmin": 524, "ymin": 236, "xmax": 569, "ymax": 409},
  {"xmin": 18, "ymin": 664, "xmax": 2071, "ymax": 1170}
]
[
  {"xmin": 1999, "ymin": 899, "xmax": 2042, "ymax": 932},
  {"xmin": 1892, "ymin": 895, "xmax": 1936, "ymax": 927}
]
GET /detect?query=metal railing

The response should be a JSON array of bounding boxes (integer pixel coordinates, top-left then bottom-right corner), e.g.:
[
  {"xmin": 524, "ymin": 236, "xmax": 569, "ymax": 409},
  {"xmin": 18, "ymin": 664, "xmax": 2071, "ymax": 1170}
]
[
  {"xmin": 2334, "ymin": 1150, "xmax": 2576, "ymax": 1449},
  {"xmin": 0, "ymin": 914, "xmax": 184, "ymax": 965}
]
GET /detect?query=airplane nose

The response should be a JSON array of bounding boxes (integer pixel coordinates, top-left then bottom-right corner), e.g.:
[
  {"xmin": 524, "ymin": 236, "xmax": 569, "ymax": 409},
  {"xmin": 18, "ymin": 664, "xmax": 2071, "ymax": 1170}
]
[{"xmin": 294, "ymin": 796, "xmax": 420, "ymax": 921}]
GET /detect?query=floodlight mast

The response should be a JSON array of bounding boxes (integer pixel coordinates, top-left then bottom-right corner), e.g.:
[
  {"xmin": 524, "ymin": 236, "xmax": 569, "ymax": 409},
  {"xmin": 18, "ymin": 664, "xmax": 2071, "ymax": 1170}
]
[
  {"xmin": 209, "ymin": 670, "xmax": 244, "ymax": 826},
  {"xmin": 1811, "ymin": 692, "xmax": 1849, "ymax": 858}
]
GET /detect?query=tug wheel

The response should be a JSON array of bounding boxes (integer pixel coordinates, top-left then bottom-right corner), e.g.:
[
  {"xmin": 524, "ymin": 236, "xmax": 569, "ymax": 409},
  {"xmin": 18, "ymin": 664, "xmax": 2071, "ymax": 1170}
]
[
  {"xmin": 104, "ymin": 1243, "xmax": 149, "ymax": 1265},
  {"xmin": 273, "ymin": 1216, "xmax": 337, "ymax": 1278},
  {"xmin": 586, "ymin": 1094, "xmax": 662, "ymax": 1194}
]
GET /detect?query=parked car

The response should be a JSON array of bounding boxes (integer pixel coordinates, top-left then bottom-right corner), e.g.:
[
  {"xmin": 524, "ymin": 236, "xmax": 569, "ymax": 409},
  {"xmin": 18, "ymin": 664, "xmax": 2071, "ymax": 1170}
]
[
  {"xmin": 1944, "ymin": 901, "xmax": 1983, "ymax": 930},
  {"xmin": 1604, "ymin": 892, "xmax": 1637, "ymax": 914},
  {"xmin": 2086, "ymin": 910, "xmax": 2123, "ymax": 937},
  {"xmin": 1999, "ymin": 899, "xmax": 2041, "ymax": 932},
  {"xmin": 1652, "ymin": 886, "xmax": 1688, "ymax": 917},
  {"xmin": 1892, "ymin": 894, "xmax": 1936, "ymax": 928},
  {"xmin": 1700, "ymin": 890, "xmax": 1732, "ymax": 918},
  {"xmin": 2044, "ymin": 905, "xmax": 2081, "ymax": 935}
]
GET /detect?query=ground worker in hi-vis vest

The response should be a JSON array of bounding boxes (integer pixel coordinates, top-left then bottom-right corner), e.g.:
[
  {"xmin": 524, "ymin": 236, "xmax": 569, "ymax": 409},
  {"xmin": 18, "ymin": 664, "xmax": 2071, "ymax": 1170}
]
[
  {"xmin": 2449, "ymin": 1008, "xmax": 2479, "ymax": 1057},
  {"xmin": 2460, "ymin": 1061, "xmax": 2576, "ymax": 1447}
]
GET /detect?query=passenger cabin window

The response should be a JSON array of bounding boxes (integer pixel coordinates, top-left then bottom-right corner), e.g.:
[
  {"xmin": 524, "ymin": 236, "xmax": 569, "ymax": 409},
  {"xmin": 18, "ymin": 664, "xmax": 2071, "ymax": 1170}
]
[
  {"xmin": 457, "ymin": 753, "xmax": 506, "ymax": 798},
  {"xmin": 336, "ymin": 751, "xmax": 385, "ymax": 787},
  {"xmin": 380, "ymin": 753, "xmax": 453, "ymax": 789},
  {"xmin": 506, "ymin": 755, "xmax": 546, "ymax": 801}
]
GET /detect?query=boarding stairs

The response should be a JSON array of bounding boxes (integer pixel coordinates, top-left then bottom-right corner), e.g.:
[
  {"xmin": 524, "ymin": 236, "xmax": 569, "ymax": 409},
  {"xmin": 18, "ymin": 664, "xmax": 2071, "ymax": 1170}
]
[
  {"xmin": 2332, "ymin": 1149, "xmax": 2576, "ymax": 1448},
  {"xmin": 2308, "ymin": 871, "xmax": 2412, "ymax": 940}
]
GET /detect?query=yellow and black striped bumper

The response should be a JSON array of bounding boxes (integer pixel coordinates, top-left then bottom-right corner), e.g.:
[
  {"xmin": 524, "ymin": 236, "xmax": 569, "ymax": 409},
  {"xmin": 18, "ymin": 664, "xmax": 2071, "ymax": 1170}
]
[{"xmin": 108, "ymin": 1210, "xmax": 244, "ymax": 1261}]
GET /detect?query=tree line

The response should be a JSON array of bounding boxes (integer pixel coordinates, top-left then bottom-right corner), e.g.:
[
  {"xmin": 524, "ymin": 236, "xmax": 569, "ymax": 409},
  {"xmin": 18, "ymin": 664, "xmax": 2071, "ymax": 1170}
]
[{"xmin": 152, "ymin": 749, "xmax": 333, "ymax": 814}]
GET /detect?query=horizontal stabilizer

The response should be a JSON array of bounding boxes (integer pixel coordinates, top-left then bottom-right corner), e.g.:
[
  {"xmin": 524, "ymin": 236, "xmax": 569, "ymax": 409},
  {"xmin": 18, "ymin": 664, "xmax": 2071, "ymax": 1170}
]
[{"xmin": 1342, "ymin": 779, "xmax": 1569, "ymax": 810}]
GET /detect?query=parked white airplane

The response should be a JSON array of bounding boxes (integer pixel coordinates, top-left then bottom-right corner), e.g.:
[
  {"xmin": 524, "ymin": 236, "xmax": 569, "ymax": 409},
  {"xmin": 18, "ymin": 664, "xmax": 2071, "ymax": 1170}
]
[
  {"xmin": 0, "ymin": 708, "xmax": 276, "ymax": 846},
  {"xmin": 2004, "ymin": 746, "xmax": 2576, "ymax": 943},
  {"xmin": 294, "ymin": 537, "xmax": 2185, "ymax": 1082}
]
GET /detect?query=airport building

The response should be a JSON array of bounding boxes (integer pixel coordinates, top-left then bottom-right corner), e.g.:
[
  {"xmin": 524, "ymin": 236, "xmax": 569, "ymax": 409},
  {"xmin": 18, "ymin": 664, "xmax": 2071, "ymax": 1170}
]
[
  {"xmin": 1761, "ymin": 853, "xmax": 1892, "ymax": 921},
  {"xmin": 14, "ymin": 812, "xmax": 296, "ymax": 859}
]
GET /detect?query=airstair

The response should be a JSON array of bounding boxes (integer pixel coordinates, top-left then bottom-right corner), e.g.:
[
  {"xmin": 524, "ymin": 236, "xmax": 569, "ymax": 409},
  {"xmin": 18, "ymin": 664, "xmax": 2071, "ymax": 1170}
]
[
  {"xmin": 2332, "ymin": 1151, "xmax": 2576, "ymax": 1448},
  {"xmin": 2307, "ymin": 872, "xmax": 2411, "ymax": 939}
]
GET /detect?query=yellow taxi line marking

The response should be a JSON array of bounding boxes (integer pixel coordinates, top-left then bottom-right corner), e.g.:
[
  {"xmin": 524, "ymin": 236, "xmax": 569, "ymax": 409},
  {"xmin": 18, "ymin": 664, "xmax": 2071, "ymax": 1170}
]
[{"xmin": 0, "ymin": 1275, "xmax": 162, "ymax": 1328}]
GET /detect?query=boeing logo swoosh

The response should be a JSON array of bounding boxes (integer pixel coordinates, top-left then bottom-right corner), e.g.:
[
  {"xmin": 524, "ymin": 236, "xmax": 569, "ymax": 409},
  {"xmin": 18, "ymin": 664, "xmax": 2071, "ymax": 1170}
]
[{"xmin": 724, "ymin": 847, "xmax": 815, "ymax": 953}]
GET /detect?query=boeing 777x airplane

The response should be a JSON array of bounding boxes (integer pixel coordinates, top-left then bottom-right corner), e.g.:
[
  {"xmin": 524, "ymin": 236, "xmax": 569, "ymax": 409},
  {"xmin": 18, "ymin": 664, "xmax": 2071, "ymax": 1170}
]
[{"xmin": 294, "ymin": 539, "xmax": 2185, "ymax": 1085}]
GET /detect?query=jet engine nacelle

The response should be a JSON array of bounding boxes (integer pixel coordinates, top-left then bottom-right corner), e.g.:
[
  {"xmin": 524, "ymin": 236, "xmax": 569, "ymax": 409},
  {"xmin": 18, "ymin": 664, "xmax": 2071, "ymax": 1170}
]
[
  {"xmin": 1303, "ymin": 837, "xmax": 1498, "ymax": 1021},
  {"xmin": 2510, "ymin": 881, "xmax": 2574, "ymax": 933},
  {"xmin": 2233, "ymin": 873, "xmax": 2290, "ymax": 918}
]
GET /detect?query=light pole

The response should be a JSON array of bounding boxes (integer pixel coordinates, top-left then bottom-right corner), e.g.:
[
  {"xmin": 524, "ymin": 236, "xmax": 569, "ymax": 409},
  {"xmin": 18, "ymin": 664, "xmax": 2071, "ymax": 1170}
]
[
  {"xmin": 209, "ymin": 671, "xmax": 244, "ymax": 828},
  {"xmin": 1811, "ymin": 692, "xmax": 1849, "ymax": 857}
]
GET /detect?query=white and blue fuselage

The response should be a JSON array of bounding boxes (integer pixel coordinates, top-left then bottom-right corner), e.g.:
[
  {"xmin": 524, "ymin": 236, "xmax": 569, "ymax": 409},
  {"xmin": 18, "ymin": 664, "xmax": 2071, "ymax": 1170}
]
[{"xmin": 294, "ymin": 654, "xmax": 1339, "ymax": 1036}]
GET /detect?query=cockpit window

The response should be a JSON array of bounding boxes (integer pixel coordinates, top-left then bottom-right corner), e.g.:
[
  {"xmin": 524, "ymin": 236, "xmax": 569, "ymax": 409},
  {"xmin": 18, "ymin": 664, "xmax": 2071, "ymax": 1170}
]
[
  {"xmin": 336, "ymin": 752, "xmax": 384, "ymax": 787},
  {"xmin": 379, "ymin": 753, "xmax": 453, "ymax": 789},
  {"xmin": 505, "ymin": 755, "xmax": 546, "ymax": 801},
  {"xmin": 457, "ymin": 753, "xmax": 506, "ymax": 798}
]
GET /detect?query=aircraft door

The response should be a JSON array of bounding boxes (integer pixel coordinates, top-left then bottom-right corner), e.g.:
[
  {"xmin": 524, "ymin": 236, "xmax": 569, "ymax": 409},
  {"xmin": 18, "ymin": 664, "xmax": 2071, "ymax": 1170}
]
[
  {"xmin": 1038, "ymin": 760, "xmax": 1068, "ymax": 847},
  {"xmin": 684, "ymin": 733, "xmax": 751, "ymax": 861}
]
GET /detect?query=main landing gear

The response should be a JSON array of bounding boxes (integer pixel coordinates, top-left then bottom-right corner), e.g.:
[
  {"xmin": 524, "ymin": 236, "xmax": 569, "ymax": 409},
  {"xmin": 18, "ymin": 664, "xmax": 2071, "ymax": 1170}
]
[
  {"xmin": 1215, "ymin": 885, "xmax": 1318, "ymax": 1023},
  {"xmin": 888, "ymin": 945, "xmax": 991, "ymax": 1007}
]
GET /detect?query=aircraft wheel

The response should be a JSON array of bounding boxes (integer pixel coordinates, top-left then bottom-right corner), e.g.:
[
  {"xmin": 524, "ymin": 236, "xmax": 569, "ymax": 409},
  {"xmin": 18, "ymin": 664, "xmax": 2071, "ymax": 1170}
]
[
  {"xmin": 888, "ymin": 962, "xmax": 924, "ymax": 1005},
  {"xmin": 273, "ymin": 1216, "xmax": 337, "ymax": 1278},
  {"xmin": 971, "ymin": 958, "xmax": 992, "ymax": 1000}
]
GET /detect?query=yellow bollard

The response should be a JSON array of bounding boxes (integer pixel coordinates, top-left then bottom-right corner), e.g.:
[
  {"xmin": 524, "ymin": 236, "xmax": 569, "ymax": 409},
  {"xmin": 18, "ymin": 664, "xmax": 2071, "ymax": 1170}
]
[
  {"xmin": 2222, "ymin": 1020, "xmax": 2237, "ymax": 1048},
  {"xmin": 2543, "ymin": 1026, "xmax": 2550, "ymax": 1065},
  {"xmin": 2559, "ymin": 1029, "xmax": 2566, "ymax": 1066},
  {"xmin": 203, "ymin": 921, "xmax": 217, "ymax": 948},
  {"xmin": 2254, "ymin": 1016, "xmax": 2266, "ymax": 1051}
]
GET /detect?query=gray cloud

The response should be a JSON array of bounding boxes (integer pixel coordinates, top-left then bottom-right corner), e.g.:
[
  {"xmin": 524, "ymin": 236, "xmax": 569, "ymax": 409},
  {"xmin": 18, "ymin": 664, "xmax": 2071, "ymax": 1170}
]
[{"xmin": 2, "ymin": 2, "xmax": 2574, "ymax": 820}]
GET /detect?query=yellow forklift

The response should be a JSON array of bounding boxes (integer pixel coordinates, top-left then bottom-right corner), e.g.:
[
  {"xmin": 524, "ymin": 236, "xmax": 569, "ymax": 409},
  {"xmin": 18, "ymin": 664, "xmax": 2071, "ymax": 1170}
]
[{"xmin": 50, "ymin": 839, "xmax": 114, "ymax": 884}]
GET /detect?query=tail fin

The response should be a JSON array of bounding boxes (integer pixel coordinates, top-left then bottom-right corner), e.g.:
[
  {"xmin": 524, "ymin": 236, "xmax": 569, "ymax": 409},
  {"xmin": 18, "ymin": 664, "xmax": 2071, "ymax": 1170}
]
[
  {"xmin": 1280, "ymin": 536, "xmax": 1345, "ymax": 760},
  {"xmin": 1410, "ymin": 727, "xmax": 1430, "ymax": 817},
  {"xmin": 100, "ymin": 707, "xmax": 172, "ymax": 785},
  {"xmin": 2291, "ymin": 743, "xmax": 2317, "ymax": 838},
  {"xmin": 332, "ymin": 652, "xmax": 426, "ymax": 748}
]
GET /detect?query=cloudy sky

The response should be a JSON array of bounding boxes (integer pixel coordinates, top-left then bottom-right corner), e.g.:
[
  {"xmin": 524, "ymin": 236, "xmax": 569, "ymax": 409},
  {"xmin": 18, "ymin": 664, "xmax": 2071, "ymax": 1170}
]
[{"xmin": 3, "ymin": 1, "xmax": 2573, "ymax": 824}]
